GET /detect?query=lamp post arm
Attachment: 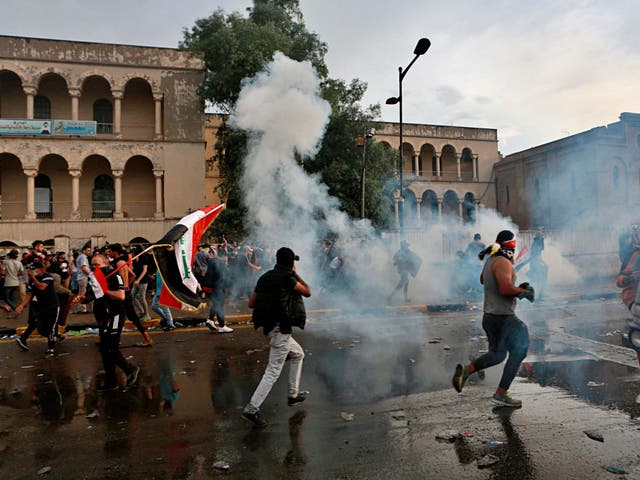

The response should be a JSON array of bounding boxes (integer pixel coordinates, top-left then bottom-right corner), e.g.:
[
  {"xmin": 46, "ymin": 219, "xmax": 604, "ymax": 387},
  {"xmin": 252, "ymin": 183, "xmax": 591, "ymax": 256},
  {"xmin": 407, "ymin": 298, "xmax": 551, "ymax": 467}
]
[{"xmin": 401, "ymin": 53, "xmax": 421, "ymax": 81}]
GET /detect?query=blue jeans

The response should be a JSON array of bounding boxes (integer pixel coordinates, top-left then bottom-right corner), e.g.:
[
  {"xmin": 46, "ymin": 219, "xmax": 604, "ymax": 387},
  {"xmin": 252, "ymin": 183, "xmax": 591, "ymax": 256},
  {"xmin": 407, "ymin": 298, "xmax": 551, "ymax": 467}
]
[
  {"xmin": 151, "ymin": 291, "xmax": 174, "ymax": 328},
  {"xmin": 472, "ymin": 313, "xmax": 529, "ymax": 390},
  {"xmin": 208, "ymin": 290, "xmax": 226, "ymax": 327}
]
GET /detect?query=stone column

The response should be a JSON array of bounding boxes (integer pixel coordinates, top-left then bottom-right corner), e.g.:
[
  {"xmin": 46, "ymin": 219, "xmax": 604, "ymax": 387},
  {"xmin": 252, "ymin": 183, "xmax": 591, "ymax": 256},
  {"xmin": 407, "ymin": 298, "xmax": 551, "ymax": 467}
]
[
  {"xmin": 113, "ymin": 169, "xmax": 124, "ymax": 219},
  {"xmin": 112, "ymin": 90, "xmax": 123, "ymax": 137},
  {"xmin": 23, "ymin": 86, "xmax": 36, "ymax": 119},
  {"xmin": 473, "ymin": 154, "xmax": 479, "ymax": 181},
  {"xmin": 435, "ymin": 153, "xmax": 441, "ymax": 177},
  {"xmin": 69, "ymin": 88, "xmax": 81, "ymax": 120},
  {"xmin": 416, "ymin": 198, "xmax": 422, "ymax": 222},
  {"xmin": 456, "ymin": 154, "xmax": 461, "ymax": 181},
  {"xmin": 153, "ymin": 93, "xmax": 163, "ymax": 139},
  {"xmin": 394, "ymin": 197, "xmax": 400, "ymax": 229},
  {"xmin": 413, "ymin": 153, "xmax": 420, "ymax": 176},
  {"xmin": 458, "ymin": 199, "xmax": 464, "ymax": 220},
  {"xmin": 70, "ymin": 169, "xmax": 82, "ymax": 219},
  {"xmin": 153, "ymin": 170, "xmax": 164, "ymax": 218},
  {"xmin": 24, "ymin": 169, "xmax": 38, "ymax": 219},
  {"xmin": 437, "ymin": 199, "xmax": 443, "ymax": 220}
]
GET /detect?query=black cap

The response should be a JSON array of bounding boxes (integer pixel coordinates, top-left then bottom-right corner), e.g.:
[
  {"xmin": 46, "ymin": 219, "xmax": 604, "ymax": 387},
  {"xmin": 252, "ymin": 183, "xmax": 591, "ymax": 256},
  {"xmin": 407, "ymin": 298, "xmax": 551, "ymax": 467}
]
[
  {"xmin": 495, "ymin": 230, "xmax": 515, "ymax": 243},
  {"xmin": 276, "ymin": 247, "xmax": 299, "ymax": 268}
]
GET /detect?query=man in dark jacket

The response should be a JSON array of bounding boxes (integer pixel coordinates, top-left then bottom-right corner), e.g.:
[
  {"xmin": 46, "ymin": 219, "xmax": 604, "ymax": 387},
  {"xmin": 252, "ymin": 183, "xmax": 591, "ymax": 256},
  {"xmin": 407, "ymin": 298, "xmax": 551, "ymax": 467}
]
[
  {"xmin": 241, "ymin": 247, "xmax": 311, "ymax": 428},
  {"xmin": 203, "ymin": 248, "xmax": 233, "ymax": 333}
]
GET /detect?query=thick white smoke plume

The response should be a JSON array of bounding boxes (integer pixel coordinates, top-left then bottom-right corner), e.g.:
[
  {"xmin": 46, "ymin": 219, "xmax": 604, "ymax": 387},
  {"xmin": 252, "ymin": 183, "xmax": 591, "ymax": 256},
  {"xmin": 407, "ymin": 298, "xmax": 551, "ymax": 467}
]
[{"xmin": 228, "ymin": 52, "xmax": 542, "ymax": 308}]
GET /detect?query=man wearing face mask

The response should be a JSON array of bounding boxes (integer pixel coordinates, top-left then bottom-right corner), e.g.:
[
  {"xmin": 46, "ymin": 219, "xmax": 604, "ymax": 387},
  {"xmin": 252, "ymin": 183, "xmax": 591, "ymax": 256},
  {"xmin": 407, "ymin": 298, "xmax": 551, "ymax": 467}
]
[{"xmin": 451, "ymin": 230, "xmax": 534, "ymax": 408}]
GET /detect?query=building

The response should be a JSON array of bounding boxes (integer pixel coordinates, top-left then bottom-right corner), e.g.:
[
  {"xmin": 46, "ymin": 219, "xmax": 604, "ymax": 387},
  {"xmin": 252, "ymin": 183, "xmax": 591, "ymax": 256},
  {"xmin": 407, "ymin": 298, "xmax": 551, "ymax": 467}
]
[
  {"xmin": 0, "ymin": 35, "xmax": 205, "ymax": 252},
  {"xmin": 373, "ymin": 121, "xmax": 498, "ymax": 228},
  {"xmin": 495, "ymin": 112, "xmax": 640, "ymax": 230}
]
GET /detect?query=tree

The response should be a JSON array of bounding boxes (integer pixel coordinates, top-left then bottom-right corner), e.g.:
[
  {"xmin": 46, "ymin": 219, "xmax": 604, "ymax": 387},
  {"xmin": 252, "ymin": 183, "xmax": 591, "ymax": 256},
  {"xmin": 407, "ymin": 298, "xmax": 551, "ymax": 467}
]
[{"xmin": 182, "ymin": 0, "xmax": 395, "ymax": 238}]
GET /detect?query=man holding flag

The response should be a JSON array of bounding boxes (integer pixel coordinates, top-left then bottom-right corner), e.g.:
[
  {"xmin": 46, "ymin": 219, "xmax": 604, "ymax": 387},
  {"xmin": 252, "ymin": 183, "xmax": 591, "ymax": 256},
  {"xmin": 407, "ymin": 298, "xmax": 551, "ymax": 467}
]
[{"xmin": 74, "ymin": 253, "xmax": 139, "ymax": 392}]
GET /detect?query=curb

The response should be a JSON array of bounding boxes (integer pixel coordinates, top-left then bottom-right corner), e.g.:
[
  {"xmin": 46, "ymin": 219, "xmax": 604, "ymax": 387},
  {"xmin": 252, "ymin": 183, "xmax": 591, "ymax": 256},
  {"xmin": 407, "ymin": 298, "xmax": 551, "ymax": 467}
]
[{"xmin": 0, "ymin": 292, "xmax": 617, "ymax": 338}]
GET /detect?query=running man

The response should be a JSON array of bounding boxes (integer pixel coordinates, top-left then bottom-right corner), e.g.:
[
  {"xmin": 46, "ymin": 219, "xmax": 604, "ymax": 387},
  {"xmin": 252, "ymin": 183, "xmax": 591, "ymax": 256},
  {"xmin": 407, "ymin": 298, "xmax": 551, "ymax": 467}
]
[{"xmin": 452, "ymin": 230, "xmax": 534, "ymax": 408}]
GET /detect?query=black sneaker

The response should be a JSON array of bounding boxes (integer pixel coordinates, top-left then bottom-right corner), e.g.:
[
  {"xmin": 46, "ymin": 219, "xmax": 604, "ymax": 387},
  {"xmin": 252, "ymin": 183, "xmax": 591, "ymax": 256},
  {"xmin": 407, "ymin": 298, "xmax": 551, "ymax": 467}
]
[
  {"xmin": 15, "ymin": 337, "xmax": 29, "ymax": 351},
  {"xmin": 452, "ymin": 364, "xmax": 469, "ymax": 393},
  {"xmin": 288, "ymin": 394, "xmax": 306, "ymax": 407},
  {"xmin": 163, "ymin": 325, "xmax": 176, "ymax": 332},
  {"xmin": 45, "ymin": 349, "xmax": 55, "ymax": 357},
  {"xmin": 241, "ymin": 411, "xmax": 268, "ymax": 428},
  {"xmin": 126, "ymin": 366, "xmax": 140, "ymax": 387}
]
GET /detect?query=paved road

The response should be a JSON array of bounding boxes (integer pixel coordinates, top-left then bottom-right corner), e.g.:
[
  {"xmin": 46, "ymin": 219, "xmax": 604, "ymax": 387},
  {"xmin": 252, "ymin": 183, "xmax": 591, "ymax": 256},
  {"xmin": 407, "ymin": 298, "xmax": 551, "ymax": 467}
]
[{"xmin": 1, "ymin": 294, "xmax": 640, "ymax": 479}]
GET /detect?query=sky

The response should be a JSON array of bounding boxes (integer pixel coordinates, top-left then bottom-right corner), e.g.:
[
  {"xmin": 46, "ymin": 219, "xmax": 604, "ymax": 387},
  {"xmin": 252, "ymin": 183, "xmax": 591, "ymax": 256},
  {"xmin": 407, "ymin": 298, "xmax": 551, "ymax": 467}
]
[{"xmin": 2, "ymin": 0, "xmax": 640, "ymax": 154}]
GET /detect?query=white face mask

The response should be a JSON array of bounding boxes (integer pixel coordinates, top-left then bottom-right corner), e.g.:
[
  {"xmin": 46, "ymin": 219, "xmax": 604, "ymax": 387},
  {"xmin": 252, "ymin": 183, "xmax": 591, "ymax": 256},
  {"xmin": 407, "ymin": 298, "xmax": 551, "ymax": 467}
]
[{"xmin": 503, "ymin": 249, "xmax": 515, "ymax": 261}]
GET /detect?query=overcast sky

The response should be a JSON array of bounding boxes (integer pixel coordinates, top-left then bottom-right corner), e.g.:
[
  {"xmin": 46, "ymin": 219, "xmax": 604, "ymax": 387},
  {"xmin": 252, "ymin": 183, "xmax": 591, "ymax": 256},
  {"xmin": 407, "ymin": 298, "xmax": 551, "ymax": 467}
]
[{"xmin": 2, "ymin": 0, "xmax": 639, "ymax": 154}]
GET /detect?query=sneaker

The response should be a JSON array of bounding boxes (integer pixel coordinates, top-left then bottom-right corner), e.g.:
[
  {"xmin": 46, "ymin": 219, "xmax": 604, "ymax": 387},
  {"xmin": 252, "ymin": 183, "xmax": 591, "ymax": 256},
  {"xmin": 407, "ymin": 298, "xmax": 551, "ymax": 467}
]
[
  {"xmin": 241, "ymin": 411, "xmax": 268, "ymax": 428},
  {"xmin": 452, "ymin": 364, "xmax": 468, "ymax": 393},
  {"xmin": 57, "ymin": 334, "xmax": 66, "ymax": 343},
  {"xmin": 218, "ymin": 325, "xmax": 234, "ymax": 333},
  {"xmin": 45, "ymin": 349, "xmax": 55, "ymax": 357},
  {"xmin": 492, "ymin": 392, "xmax": 522, "ymax": 408},
  {"xmin": 288, "ymin": 394, "xmax": 306, "ymax": 407},
  {"xmin": 163, "ymin": 325, "xmax": 176, "ymax": 332},
  {"xmin": 15, "ymin": 337, "xmax": 29, "ymax": 351},
  {"xmin": 126, "ymin": 366, "xmax": 140, "ymax": 387},
  {"xmin": 205, "ymin": 319, "xmax": 218, "ymax": 331}
]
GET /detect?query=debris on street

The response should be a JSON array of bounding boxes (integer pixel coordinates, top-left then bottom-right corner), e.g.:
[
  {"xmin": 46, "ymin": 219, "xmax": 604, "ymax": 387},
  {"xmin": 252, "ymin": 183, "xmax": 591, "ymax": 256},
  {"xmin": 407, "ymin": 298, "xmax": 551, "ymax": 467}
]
[
  {"xmin": 213, "ymin": 460, "xmax": 231, "ymax": 470},
  {"xmin": 587, "ymin": 381, "xmax": 605, "ymax": 388},
  {"xmin": 584, "ymin": 430, "xmax": 604, "ymax": 442},
  {"xmin": 603, "ymin": 466, "xmax": 627, "ymax": 474},
  {"xmin": 37, "ymin": 466, "xmax": 52, "ymax": 475},
  {"xmin": 341, "ymin": 412, "xmax": 355, "ymax": 422},
  {"xmin": 477, "ymin": 454, "xmax": 500, "ymax": 468}
]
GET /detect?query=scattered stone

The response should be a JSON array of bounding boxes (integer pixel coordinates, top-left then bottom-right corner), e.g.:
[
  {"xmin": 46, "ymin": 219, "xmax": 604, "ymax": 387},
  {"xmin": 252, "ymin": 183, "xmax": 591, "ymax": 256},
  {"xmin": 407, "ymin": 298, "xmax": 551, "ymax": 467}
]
[
  {"xmin": 189, "ymin": 360, "xmax": 196, "ymax": 364},
  {"xmin": 584, "ymin": 430, "xmax": 604, "ymax": 442},
  {"xmin": 428, "ymin": 338, "xmax": 442, "ymax": 344},
  {"xmin": 37, "ymin": 466, "xmax": 52, "ymax": 475},
  {"xmin": 409, "ymin": 359, "xmax": 416, "ymax": 364},
  {"xmin": 587, "ymin": 381, "xmax": 605, "ymax": 388},
  {"xmin": 21, "ymin": 365, "xmax": 35, "ymax": 369},
  {"xmin": 213, "ymin": 460, "xmax": 230, "ymax": 470},
  {"xmin": 443, "ymin": 345, "xmax": 451, "ymax": 350},
  {"xmin": 477, "ymin": 454, "xmax": 499, "ymax": 468},
  {"xmin": 341, "ymin": 412, "xmax": 355, "ymax": 422}
]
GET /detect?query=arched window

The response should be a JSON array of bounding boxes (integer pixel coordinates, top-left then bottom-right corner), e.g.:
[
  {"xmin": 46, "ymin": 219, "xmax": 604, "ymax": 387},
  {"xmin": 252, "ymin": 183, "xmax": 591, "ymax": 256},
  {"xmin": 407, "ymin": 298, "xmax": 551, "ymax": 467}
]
[
  {"xmin": 34, "ymin": 95, "xmax": 51, "ymax": 119},
  {"xmin": 34, "ymin": 173, "xmax": 52, "ymax": 218},
  {"xmin": 93, "ymin": 99, "xmax": 113, "ymax": 134},
  {"xmin": 613, "ymin": 166, "xmax": 620, "ymax": 188},
  {"xmin": 92, "ymin": 174, "xmax": 114, "ymax": 218}
]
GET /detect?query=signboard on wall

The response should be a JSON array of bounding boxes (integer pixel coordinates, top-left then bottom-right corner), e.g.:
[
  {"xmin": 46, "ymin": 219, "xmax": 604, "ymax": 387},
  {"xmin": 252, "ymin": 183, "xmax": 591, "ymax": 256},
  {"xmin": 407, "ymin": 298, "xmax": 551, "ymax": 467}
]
[
  {"xmin": 52, "ymin": 120, "xmax": 97, "ymax": 136},
  {"xmin": 0, "ymin": 119, "xmax": 97, "ymax": 136},
  {"xmin": 0, "ymin": 119, "xmax": 52, "ymax": 135}
]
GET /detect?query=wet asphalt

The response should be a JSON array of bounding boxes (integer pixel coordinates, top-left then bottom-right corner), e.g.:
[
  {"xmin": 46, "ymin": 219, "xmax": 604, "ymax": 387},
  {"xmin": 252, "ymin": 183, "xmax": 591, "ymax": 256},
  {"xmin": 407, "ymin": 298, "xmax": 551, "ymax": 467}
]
[{"xmin": 1, "ymin": 293, "xmax": 640, "ymax": 479}]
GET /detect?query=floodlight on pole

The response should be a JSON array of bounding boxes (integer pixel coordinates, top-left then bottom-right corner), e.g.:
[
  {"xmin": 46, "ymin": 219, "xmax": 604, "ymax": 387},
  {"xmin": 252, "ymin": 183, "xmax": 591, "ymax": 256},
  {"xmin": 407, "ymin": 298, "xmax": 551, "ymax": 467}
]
[{"xmin": 386, "ymin": 37, "xmax": 430, "ymax": 239}]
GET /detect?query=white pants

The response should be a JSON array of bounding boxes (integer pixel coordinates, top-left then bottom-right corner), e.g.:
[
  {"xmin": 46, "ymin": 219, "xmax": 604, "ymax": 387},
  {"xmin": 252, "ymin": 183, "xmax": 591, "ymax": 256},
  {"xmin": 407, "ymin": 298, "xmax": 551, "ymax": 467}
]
[{"xmin": 245, "ymin": 330, "xmax": 304, "ymax": 414}]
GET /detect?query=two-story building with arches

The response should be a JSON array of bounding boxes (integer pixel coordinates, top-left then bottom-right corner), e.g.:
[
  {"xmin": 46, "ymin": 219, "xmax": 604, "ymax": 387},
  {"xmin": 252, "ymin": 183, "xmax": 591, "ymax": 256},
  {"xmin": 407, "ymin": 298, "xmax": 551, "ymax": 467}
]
[
  {"xmin": 373, "ymin": 121, "xmax": 499, "ymax": 229},
  {"xmin": 0, "ymin": 35, "xmax": 205, "ymax": 251}
]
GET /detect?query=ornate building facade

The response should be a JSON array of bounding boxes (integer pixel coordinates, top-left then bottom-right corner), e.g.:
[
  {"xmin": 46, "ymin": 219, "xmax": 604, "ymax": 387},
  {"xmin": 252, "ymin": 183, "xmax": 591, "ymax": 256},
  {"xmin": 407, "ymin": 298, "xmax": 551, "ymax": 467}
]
[
  {"xmin": 0, "ymin": 35, "xmax": 205, "ymax": 251},
  {"xmin": 373, "ymin": 121, "xmax": 498, "ymax": 228}
]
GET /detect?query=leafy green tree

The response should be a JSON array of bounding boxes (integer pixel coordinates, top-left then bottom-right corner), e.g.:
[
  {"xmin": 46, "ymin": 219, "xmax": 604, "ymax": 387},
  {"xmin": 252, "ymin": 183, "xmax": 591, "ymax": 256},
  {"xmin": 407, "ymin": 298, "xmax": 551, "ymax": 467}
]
[{"xmin": 182, "ymin": 0, "xmax": 395, "ymax": 238}]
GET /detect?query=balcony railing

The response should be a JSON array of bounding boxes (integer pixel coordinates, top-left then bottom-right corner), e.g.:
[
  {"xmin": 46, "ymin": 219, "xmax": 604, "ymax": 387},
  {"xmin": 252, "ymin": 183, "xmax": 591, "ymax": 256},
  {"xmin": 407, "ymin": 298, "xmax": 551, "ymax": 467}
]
[{"xmin": 97, "ymin": 123, "xmax": 113, "ymax": 134}]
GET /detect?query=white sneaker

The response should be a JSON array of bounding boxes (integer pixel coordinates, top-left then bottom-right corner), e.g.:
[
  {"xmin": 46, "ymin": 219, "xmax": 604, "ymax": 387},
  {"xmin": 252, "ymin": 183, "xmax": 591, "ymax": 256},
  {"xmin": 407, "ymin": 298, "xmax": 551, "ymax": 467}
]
[
  {"xmin": 205, "ymin": 319, "xmax": 217, "ymax": 331},
  {"xmin": 218, "ymin": 326, "xmax": 234, "ymax": 333}
]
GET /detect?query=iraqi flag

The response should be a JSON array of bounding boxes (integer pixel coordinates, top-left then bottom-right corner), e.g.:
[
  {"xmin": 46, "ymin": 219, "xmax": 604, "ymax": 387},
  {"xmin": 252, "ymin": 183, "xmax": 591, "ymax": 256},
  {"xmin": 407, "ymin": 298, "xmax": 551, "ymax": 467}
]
[
  {"xmin": 88, "ymin": 267, "xmax": 108, "ymax": 300},
  {"xmin": 153, "ymin": 204, "xmax": 225, "ymax": 310}
]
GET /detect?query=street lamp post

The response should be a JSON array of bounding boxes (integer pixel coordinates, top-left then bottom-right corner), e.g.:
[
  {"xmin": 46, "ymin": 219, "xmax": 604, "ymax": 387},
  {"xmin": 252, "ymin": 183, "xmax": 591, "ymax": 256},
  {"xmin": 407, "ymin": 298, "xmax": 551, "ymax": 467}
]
[
  {"xmin": 358, "ymin": 128, "xmax": 375, "ymax": 219},
  {"xmin": 386, "ymin": 37, "xmax": 431, "ymax": 239}
]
